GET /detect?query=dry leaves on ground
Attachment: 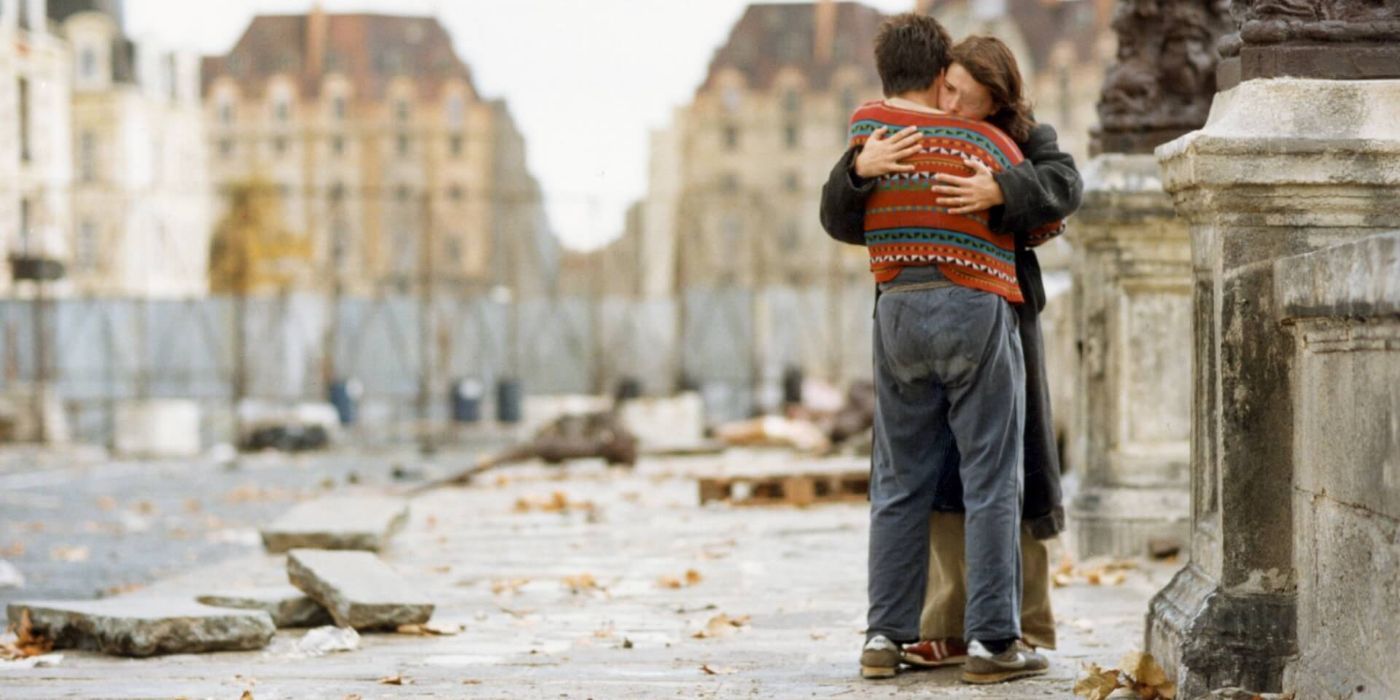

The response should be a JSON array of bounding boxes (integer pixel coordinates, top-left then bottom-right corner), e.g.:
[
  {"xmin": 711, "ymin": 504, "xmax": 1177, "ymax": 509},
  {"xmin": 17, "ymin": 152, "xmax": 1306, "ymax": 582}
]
[
  {"xmin": 396, "ymin": 622, "xmax": 463, "ymax": 636},
  {"xmin": 239, "ymin": 692, "xmax": 254, "ymax": 700},
  {"xmin": 562, "ymin": 573, "xmax": 602, "ymax": 594},
  {"xmin": 1, "ymin": 610, "xmax": 54, "ymax": 660},
  {"xmin": 49, "ymin": 546, "xmax": 89, "ymax": 563},
  {"xmin": 514, "ymin": 491, "xmax": 596, "ymax": 514},
  {"xmin": 700, "ymin": 663, "xmax": 737, "ymax": 675},
  {"xmin": 1073, "ymin": 652, "xmax": 1176, "ymax": 700},
  {"xmin": 657, "ymin": 569, "xmax": 704, "ymax": 589},
  {"xmin": 490, "ymin": 578, "xmax": 530, "ymax": 596},
  {"xmin": 1054, "ymin": 556, "xmax": 1137, "ymax": 588},
  {"xmin": 378, "ymin": 675, "xmax": 406, "ymax": 685},
  {"xmin": 692, "ymin": 613, "xmax": 751, "ymax": 639}
]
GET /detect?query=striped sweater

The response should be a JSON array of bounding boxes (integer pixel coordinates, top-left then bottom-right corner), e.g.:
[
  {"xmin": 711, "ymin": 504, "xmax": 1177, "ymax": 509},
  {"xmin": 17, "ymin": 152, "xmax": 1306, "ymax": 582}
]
[{"xmin": 848, "ymin": 100, "xmax": 1063, "ymax": 304}]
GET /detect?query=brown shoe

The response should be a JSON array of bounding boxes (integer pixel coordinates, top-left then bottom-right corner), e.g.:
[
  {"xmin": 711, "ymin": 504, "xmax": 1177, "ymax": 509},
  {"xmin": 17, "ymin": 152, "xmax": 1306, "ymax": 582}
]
[
  {"xmin": 902, "ymin": 638, "xmax": 969, "ymax": 668},
  {"xmin": 961, "ymin": 640, "xmax": 1049, "ymax": 684}
]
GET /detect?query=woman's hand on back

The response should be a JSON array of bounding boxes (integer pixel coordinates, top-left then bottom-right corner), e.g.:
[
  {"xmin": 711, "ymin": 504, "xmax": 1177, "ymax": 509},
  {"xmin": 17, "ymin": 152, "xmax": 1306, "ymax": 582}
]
[
  {"xmin": 931, "ymin": 158, "xmax": 1005, "ymax": 214},
  {"xmin": 853, "ymin": 126, "xmax": 922, "ymax": 180}
]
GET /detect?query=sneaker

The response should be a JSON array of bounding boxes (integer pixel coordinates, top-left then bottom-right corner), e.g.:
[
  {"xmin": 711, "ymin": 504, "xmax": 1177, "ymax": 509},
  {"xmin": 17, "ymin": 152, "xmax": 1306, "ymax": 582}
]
[
  {"xmin": 961, "ymin": 639, "xmax": 1049, "ymax": 684},
  {"xmin": 860, "ymin": 635, "xmax": 901, "ymax": 679},
  {"xmin": 902, "ymin": 638, "xmax": 969, "ymax": 668}
]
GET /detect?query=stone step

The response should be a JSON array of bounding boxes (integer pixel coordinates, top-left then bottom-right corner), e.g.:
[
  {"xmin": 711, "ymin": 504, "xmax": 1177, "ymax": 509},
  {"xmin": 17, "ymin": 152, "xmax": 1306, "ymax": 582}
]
[
  {"xmin": 286, "ymin": 549, "xmax": 434, "ymax": 630},
  {"xmin": 196, "ymin": 585, "xmax": 332, "ymax": 628},
  {"xmin": 260, "ymin": 496, "xmax": 409, "ymax": 553},
  {"xmin": 6, "ymin": 598, "xmax": 275, "ymax": 657}
]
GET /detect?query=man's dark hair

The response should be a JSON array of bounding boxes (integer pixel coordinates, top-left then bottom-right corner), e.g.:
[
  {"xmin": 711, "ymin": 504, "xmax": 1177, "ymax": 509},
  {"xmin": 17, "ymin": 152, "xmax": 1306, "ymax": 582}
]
[{"xmin": 874, "ymin": 13, "xmax": 953, "ymax": 97}]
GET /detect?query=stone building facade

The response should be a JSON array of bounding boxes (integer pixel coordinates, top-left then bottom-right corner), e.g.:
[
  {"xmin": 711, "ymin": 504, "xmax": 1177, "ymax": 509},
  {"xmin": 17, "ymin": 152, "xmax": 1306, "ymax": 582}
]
[
  {"xmin": 0, "ymin": 0, "xmax": 72, "ymax": 296},
  {"xmin": 202, "ymin": 8, "xmax": 554, "ymax": 297},
  {"xmin": 51, "ymin": 0, "xmax": 212, "ymax": 297}
]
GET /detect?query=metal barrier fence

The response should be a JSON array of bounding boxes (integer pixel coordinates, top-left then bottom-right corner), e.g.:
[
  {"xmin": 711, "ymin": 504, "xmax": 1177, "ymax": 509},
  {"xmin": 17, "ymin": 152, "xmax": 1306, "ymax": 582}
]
[{"xmin": 0, "ymin": 284, "xmax": 877, "ymax": 446}]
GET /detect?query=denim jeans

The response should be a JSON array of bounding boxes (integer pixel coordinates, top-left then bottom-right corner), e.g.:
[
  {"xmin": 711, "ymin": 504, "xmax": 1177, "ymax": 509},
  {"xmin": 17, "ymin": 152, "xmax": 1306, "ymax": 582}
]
[{"xmin": 865, "ymin": 281, "xmax": 1025, "ymax": 644}]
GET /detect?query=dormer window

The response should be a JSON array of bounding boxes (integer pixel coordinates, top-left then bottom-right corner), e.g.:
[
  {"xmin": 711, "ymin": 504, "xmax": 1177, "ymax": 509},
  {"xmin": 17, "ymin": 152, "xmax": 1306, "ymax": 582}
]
[{"xmin": 80, "ymin": 45, "xmax": 100, "ymax": 82}]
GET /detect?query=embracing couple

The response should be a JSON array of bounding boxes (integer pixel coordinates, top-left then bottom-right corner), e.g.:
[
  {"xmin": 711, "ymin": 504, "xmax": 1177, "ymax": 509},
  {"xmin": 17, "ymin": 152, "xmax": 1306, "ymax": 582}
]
[{"xmin": 819, "ymin": 13, "xmax": 1082, "ymax": 685}]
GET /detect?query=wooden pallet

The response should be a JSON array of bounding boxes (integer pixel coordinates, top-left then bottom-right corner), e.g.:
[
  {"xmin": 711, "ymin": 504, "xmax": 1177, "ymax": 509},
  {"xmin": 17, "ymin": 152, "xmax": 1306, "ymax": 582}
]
[{"xmin": 698, "ymin": 471, "xmax": 870, "ymax": 507}]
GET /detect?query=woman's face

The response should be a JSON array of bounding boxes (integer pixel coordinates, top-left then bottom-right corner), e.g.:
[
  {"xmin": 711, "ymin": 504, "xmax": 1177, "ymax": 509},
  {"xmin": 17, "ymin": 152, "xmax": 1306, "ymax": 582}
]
[{"xmin": 939, "ymin": 63, "xmax": 995, "ymax": 121}]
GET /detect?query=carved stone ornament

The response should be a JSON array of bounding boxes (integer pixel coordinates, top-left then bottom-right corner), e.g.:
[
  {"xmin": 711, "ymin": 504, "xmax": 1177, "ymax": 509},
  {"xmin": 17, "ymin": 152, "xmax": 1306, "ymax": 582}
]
[{"xmin": 1218, "ymin": 0, "xmax": 1400, "ymax": 84}]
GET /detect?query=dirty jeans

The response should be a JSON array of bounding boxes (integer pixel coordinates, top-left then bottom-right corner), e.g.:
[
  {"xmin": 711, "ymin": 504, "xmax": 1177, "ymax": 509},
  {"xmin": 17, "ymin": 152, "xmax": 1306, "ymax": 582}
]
[{"xmin": 866, "ymin": 283, "xmax": 1025, "ymax": 644}]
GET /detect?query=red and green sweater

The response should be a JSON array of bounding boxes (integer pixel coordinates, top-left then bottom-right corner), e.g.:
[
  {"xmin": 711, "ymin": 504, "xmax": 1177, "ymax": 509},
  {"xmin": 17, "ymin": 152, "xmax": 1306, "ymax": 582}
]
[{"xmin": 848, "ymin": 100, "xmax": 1063, "ymax": 304}]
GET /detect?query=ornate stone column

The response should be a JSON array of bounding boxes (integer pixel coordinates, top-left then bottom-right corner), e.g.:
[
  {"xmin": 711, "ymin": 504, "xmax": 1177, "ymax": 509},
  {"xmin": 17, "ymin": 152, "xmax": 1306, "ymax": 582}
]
[
  {"xmin": 1146, "ymin": 2, "xmax": 1400, "ymax": 695},
  {"xmin": 1067, "ymin": 0, "xmax": 1231, "ymax": 558}
]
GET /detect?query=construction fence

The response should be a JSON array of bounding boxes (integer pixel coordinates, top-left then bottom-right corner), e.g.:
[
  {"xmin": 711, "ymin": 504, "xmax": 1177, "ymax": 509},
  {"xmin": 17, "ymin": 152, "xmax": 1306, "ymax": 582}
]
[{"xmin": 0, "ymin": 283, "xmax": 878, "ymax": 447}]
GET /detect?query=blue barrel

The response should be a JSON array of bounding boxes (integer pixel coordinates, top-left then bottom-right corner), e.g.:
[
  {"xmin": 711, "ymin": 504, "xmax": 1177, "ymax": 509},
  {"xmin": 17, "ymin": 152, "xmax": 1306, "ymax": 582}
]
[
  {"xmin": 328, "ymin": 378, "xmax": 363, "ymax": 425},
  {"xmin": 451, "ymin": 378, "xmax": 484, "ymax": 423},
  {"xmin": 496, "ymin": 378, "xmax": 522, "ymax": 424}
]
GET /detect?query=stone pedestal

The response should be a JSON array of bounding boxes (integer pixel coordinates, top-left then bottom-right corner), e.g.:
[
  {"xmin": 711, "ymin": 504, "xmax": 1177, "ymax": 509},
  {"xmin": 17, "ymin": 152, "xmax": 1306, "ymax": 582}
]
[
  {"xmin": 1068, "ymin": 153, "xmax": 1192, "ymax": 559},
  {"xmin": 1275, "ymin": 233, "xmax": 1400, "ymax": 699},
  {"xmin": 1147, "ymin": 78, "xmax": 1400, "ymax": 697}
]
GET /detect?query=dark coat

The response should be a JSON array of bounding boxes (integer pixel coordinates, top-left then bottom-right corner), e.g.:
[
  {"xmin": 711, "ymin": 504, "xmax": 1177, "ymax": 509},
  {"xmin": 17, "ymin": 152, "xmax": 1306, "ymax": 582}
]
[{"xmin": 819, "ymin": 122, "xmax": 1083, "ymax": 540}]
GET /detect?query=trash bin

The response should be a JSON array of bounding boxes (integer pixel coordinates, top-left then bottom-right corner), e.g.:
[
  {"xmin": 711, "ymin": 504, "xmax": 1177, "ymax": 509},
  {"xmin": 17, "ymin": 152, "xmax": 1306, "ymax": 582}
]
[
  {"xmin": 496, "ymin": 378, "xmax": 522, "ymax": 424},
  {"xmin": 451, "ymin": 378, "xmax": 484, "ymax": 423},
  {"xmin": 328, "ymin": 378, "xmax": 363, "ymax": 425}
]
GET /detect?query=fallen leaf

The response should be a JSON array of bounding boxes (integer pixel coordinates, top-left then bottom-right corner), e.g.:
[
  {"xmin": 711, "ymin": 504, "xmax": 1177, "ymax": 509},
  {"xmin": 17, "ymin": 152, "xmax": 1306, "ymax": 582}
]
[
  {"xmin": 2, "ymin": 541, "xmax": 24, "ymax": 557},
  {"xmin": 700, "ymin": 663, "xmax": 736, "ymax": 675},
  {"xmin": 96, "ymin": 496, "xmax": 117, "ymax": 511},
  {"xmin": 563, "ymin": 573, "xmax": 599, "ymax": 593},
  {"xmin": 514, "ymin": 491, "xmax": 596, "ymax": 514},
  {"xmin": 134, "ymin": 500, "xmax": 157, "ymax": 515},
  {"xmin": 657, "ymin": 576, "xmax": 683, "ymax": 589},
  {"xmin": 0, "ymin": 609, "xmax": 54, "ymax": 660},
  {"xmin": 343, "ymin": 695, "xmax": 363, "ymax": 700},
  {"xmin": 685, "ymin": 569, "xmax": 704, "ymax": 585},
  {"xmin": 490, "ymin": 578, "xmax": 530, "ymax": 595},
  {"xmin": 378, "ymin": 674, "xmax": 405, "ymax": 685},
  {"xmin": 692, "ymin": 613, "xmax": 749, "ymax": 639},
  {"xmin": 1072, "ymin": 662, "xmax": 1123, "ymax": 700},
  {"xmin": 1053, "ymin": 572, "xmax": 1074, "ymax": 588},
  {"xmin": 240, "ymin": 692, "xmax": 254, "ymax": 700},
  {"xmin": 50, "ymin": 546, "xmax": 89, "ymax": 563}
]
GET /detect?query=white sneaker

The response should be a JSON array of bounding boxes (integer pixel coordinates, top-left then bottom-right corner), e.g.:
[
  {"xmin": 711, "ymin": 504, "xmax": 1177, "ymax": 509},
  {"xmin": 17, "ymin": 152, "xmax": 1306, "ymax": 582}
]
[
  {"xmin": 961, "ymin": 639, "xmax": 1049, "ymax": 684},
  {"xmin": 860, "ymin": 634, "xmax": 900, "ymax": 679}
]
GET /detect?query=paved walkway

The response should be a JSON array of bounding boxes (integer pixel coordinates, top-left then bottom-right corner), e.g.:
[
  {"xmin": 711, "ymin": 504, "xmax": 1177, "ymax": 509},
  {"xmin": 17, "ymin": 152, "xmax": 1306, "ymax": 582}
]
[{"xmin": 1, "ymin": 450, "xmax": 1175, "ymax": 699}]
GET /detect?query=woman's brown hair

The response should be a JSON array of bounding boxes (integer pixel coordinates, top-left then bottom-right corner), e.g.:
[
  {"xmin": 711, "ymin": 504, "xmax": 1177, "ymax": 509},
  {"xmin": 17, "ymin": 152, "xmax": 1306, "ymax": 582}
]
[{"xmin": 949, "ymin": 36, "xmax": 1035, "ymax": 143}]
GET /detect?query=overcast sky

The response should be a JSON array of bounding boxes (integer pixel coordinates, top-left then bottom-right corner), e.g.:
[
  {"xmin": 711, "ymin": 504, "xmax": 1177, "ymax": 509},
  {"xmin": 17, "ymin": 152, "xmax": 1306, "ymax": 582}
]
[{"xmin": 125, "ymin": 0, "xmax": 914, "ymax": 250}]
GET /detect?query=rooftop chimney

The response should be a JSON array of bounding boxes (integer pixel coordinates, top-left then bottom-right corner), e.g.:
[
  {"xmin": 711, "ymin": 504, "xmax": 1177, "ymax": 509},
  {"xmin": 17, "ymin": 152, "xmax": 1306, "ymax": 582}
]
[
  {"xmin": 307, "ymin": 1, "xmax": 328, "ymax": 77},
  {"xmin": 814, "ymin": 0, "xmax": 836, "ymax": 64}
]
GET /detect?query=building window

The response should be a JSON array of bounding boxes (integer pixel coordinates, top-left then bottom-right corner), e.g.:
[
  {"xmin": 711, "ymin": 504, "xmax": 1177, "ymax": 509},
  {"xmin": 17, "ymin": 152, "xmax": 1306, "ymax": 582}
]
[
  {"xmin": 218, "ymin": 100, "xmax": 234, "ymax": 126},
  {"xmin": 723, "ymin": 124, "xmax": 738, "ymax": 151},
  {"xmin": 19, "ymin": 199, "xmax": 33, "ymax": 253},
  {"xmin": 18, "ymin": 0, "xmax": 32, "ymax": 31},
  {"xmin": 396, "ymin": 134, "xmax": 410, "ymax": 157},
  {"xmin": 77, "ymin": 221, "xmax": 99, "ymax": 271},
  {"xmin": 784, "ymin": 123, "xmax": 799, "ymax": 149},
  {"xmin": 720, "ymin": 172, "xmax": 738, "ymax": 194},
  {"xmin": 332, "ymin": 95, "xmax": 347, "ymax": 121},
  {"xmin": 274, "ymin": 98, "xmax": 290, "ymax": 123},
  {"xmin": 219, "ymin": 138, "xmax": 234, "ymax": 158},
  {"xmin": 80, "ymin": 46, "xmax": 99, "ymax": 81},
  {"xmin": 395, "ymin": 99, "xmax": 410, "ymax": 123},
  {"xmin": 18, "ymin": 78, "xmax": 31, "ymax": 163},
  {"xmin": 784, "ymin": 171, "xmax": 799, "ymax": 193},
  {"xmin": 783, "ymin": 89, "xmax": 800, "ymax": 114},
  {"xmin": 273, "ymin": 137, "xmax": 287, "ymax": 155},
  {"xmin": 721, "ymin": 214, "xmax": 742, "ymax": 244},
  {"xmin": 446, "ymin": 96, "xmax": 464, "ymax": 127},
  {"xmin": 79, "ymin": 131, "xmax": 97, "ymax": 183},
  {"xmin": 331, "ymin": 135, "xmax": 345, "ymax": 156},
  {"xmin": 445, "ymin": 237, "xmax": 462, "ymax": 265},
  {"xmin": 449, "ymin": 133, "xmax": 464, "ymax": 158},
  {"xmin": 783, "ymin": 220, "xmax": 801, "ymax": 250}
]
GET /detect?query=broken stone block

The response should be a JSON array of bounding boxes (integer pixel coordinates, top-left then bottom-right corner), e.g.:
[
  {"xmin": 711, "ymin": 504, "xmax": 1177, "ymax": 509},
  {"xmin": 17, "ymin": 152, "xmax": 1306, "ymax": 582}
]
[
  {"xmin": 260, "ymin": 496, "xmax": 409, "ymax": 553},
  {"xmin": 286, "ymin": 549, "xmax": 433, "ymax": 630},
  {"xmin": 6, "ymin": 599, "xmax": 275, "ymax": 657},
  {"xmin": 196, "ymin": 586, "xmax": 332, "ymax": 628}
]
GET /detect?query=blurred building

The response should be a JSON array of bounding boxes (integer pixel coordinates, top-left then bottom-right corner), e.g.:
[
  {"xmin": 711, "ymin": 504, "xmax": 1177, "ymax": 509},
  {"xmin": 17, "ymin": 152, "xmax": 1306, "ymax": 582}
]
[
  {"xmin": 0, "ymin": 0, "xmax": 73, "ymax": 295},
  {"xmin": 51, "ymin": 0, "xmax": 213, "ymax": 297},
  {"xmin": 202, "ymin": 6, "xmax": 556, "ymax": 297}
]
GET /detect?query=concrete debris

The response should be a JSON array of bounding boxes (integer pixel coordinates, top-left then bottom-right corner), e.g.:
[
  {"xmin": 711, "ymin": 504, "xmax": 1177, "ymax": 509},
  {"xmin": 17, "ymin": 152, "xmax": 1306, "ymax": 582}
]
[
  {"xmin": 197, "ymin": 586, "xmax": 333, "ymax": 628},
  {"xmin": 0, "ymin": 559, "xmax": 23, "ymax": 589},
  {"xmin": 260, "ymin": 497, "xmax": 409, "ymax": 553},
  {"xmin": 295, "ymin": 625, "xmax": 360, "ymax": 656},
  {"xmin": 417, "ymin": 411, "xmax": 639, "ymax": 490},
  {"xmin": 286, "ymin": 549, "xmax": 434, "ymax": 630},
  {"xmin": 5, "ymin": 599, "xmax": 275, "ymax": 657}
]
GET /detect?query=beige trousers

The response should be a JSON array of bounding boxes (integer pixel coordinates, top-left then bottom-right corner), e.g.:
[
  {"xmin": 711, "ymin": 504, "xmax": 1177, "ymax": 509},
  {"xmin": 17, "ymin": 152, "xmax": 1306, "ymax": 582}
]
[{"xmin": 920, "ymin": 511, "xmax": 1057, "ymax": 649}]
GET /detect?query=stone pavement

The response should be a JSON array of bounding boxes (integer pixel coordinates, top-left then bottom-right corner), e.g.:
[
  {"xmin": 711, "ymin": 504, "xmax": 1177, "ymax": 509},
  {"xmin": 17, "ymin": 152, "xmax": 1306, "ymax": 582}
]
[{"xmin": 0, "ymin": 450, "xmax": 1175, "ymax": 699}]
